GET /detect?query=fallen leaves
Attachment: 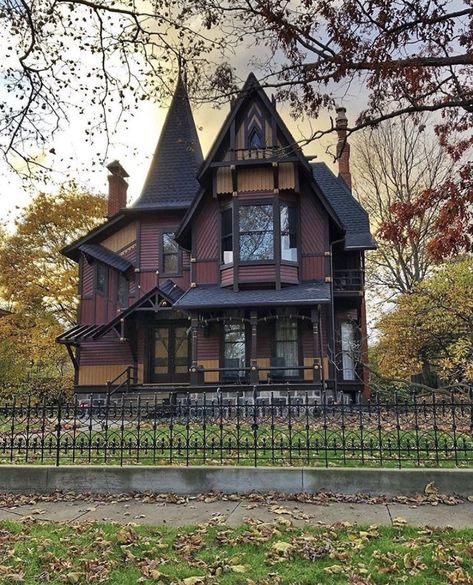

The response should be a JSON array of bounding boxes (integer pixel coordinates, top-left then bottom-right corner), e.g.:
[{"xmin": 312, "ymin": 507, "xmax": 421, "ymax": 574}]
[{"xmin": 0, "ymin": 515, "xmax": 472, "ymax": 584}]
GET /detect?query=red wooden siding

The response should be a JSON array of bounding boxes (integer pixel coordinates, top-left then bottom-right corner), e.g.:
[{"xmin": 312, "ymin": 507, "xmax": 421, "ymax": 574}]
[
  {"xmin": 238, "ymin": 265, "xmax": 275, "ymax": 283},
  {"xmin": 300, "ymin": 186, "xmax": 328, "ymax": 281},
  {"xmin": 80, "ymin": 299, "xmax": 94, "ymax": 325},
  {"xmin": 197, "ymin": 328, "xmax": 219, "ymax": 361},
  {"xmin": 82, "ymin": 260, "xmax": 94, "ymax": 296},
  {"xmin": 280, "ymin": 264, "xmax": 299, "ymax": 284},
  {"xmin": 301, "ymin": 256, "xmax": 325, "ymax": 280},
  {"xmin": 79, "ymin": 337, "xmax": 133, "ymax": 366},
  {"xmin": 196, "ymin": 260, "xmax": 219, "ymax": 284},
  {"xmin": 140, "ymin": 222, "xmax": 158, "ymax": 271},
  {"xmin": 221, "ymin": 266, "xmax": 233, "ymax": 287},
  {"xmin": 194, "ymin": 196, "xmax": 219, "ymax": 285},
  {"xmin": 256, "ymin": 321, "xmax": 272, "ymax": 359}
]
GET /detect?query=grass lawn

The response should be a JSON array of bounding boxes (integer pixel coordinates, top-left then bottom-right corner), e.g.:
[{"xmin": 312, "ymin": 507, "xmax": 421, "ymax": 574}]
[{"xmin": 0, "ymin": 518, "xmax": 473, "ymax": 584}]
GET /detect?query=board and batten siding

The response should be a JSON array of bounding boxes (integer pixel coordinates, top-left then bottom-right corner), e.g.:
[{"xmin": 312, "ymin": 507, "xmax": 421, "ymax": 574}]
[
  {"xmin": 300, "ymin": 185, "xmax": 328, "ymax": 281},
  {"xmin": 194, "ymin": 195, "xmax": 219, "ymax": 285}
]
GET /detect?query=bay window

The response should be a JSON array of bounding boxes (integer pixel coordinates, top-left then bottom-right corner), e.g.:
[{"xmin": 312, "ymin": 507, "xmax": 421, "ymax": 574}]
[{"xmin": 220, "ymin": 200, "xmax": 299, "ymax": 267}]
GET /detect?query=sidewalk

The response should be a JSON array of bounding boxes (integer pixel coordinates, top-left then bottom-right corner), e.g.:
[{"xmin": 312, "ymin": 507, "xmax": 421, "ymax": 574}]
[{"xmin": 1, "ymin": 497, "xmax": 472, "ymax": 528}]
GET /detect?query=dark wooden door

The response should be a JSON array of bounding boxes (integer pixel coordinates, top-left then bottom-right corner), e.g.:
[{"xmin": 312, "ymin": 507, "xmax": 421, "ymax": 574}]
[{"xmin": 152, "ymin": 321, "xmax": 189, "ymax": 384}]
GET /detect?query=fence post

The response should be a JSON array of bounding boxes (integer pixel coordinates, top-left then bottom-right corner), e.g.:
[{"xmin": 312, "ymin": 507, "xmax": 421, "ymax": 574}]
[{"xmin": 56, "ymin": 397, "xmax": 62, "ymax": 467}]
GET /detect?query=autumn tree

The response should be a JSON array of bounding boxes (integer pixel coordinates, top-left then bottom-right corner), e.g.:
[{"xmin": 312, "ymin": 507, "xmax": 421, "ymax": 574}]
[
  {"xmin": 375, "ymin": 257, "xmax": 473, "ymax": 386},
  {"xmin": 352, "ymin": 116, "xmax": 452, "ymax": 300},
  {"xmin": 0, "ymin": 183, "xmax": 106, "ymax": 326},
  {"xmin": 0, "ymin": 184, "xmax": 105, "ymax": 397}
]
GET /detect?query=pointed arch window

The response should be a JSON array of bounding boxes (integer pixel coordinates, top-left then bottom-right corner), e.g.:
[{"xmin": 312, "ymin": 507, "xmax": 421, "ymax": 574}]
[{"xmin": 248, "ymin": 127, "xmax": 264, "ymax": 150}]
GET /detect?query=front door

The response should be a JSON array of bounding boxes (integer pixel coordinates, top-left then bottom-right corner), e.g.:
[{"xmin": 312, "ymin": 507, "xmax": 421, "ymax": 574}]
[{"xmin": 152, "ymin": 321, "xmax": 190, "ymax": 384}]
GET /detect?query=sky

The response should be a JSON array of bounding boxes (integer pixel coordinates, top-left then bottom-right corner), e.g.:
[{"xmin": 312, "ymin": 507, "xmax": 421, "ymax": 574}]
[{"xmin": 0, "ymin": 85, "xmax": 342, "ymax": 228}]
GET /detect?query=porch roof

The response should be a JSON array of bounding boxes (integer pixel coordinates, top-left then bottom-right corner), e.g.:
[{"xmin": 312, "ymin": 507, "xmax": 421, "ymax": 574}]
[{"xmin": 174, "ymin": 281, "xmax": 331, "ymax": 309}]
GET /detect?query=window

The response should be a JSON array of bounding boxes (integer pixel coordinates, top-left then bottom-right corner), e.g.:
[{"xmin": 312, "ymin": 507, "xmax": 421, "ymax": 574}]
[
  {"xmin": 223, "ymin": 321, "xmax": 246, "ymax": 379},
  {"xmin": 248, "ymin": 128, "xmax": 264, "ymax": 149},
  {"xmin": 341, "ymin": 322, "xmax": 357, "ymax": 380},
  {"xmin": 162, "ymin": 232, "xmax": 179, "ymax": 274},
  {"xmin": 221, "ymin": 208, "xmax": 233, "ymax": 264},
  {"xmin": 96, "ymin": 263, "xmax": 107, "ymax": 293},
  {"xmin": 280, "ymin": 204, "xmax": 298, "ymax": 262},
  {"xmin": 239, "ymin": 204, "xmax": 274, "ymax": 261},
  {"xmin": 275, "ymin": 315, "xmax": 299, "ymax": 377},
  {"xmin": 117, "ymin": 273, "xmax": 128, "ymax": 307}
]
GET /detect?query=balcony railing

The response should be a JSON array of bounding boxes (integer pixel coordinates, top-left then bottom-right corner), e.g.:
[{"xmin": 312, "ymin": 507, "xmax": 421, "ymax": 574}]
[{"xmin": 333, "ymin": 269, "xmax": 364, "ymax": 292}]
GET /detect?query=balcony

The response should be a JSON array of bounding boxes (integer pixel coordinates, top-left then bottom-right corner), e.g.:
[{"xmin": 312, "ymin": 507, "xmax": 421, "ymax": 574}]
[{"xmin": 333, "ymin": 269, "xmax": 364, "ymax": 294}]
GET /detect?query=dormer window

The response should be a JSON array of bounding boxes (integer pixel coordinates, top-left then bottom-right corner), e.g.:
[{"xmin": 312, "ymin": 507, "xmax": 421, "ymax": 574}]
[{"xmin": 248, "ymin": 128, "xmax": 264, "ymax": 150}]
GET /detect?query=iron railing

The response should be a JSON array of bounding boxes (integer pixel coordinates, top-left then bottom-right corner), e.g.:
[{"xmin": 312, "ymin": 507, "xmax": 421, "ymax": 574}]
[{"xmin": 0, "ymin": 389, "xmax": 472, "ymax": 468}]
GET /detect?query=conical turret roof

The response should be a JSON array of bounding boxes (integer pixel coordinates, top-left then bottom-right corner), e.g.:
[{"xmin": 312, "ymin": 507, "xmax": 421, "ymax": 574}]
[{"xmin": 132, "ymin": 74, "xmax": 203, "ymax": 209}]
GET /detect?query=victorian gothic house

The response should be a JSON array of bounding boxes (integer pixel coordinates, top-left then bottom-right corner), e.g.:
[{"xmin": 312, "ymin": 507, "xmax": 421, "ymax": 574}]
[{"xmin": 58, "ymin": 73, "xmax": 375, "ymax": 401}]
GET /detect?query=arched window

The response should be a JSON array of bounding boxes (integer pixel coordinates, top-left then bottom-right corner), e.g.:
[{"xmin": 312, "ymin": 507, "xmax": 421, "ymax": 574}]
[{"xmin": 248, "ymin": 127, "xmax": 264, "ymax": 149}]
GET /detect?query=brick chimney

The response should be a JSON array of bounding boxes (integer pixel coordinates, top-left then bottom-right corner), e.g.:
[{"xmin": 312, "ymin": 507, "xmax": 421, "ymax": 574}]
[
  {"xmin": 106, "ymin": 160, "xmax": 129, "ymax": 217},
  {"xmin": 335, "ymin": 107, "xmax": 352, "ymax": 190}
]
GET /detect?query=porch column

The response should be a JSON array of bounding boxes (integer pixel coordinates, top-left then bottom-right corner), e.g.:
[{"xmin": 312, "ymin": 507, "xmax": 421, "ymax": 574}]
[
  {"xmin": 189, "ymin": 315, "xmax": 200, "ymax": 386},
  {"xmin": 250, "ymin": 310, "xmax": 258, "ymax": 384},
  {"xmin": 311, "ymin": 306, "xmax": 326, "ymax": 390}
]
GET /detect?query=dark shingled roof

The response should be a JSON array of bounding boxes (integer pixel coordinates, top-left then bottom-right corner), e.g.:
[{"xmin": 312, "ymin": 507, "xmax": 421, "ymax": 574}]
[
  {"xmin": 311, "ymin": 163, "xmax": 376, "ymax": 250},
  {"xmin": 159, "ymin": 279, "xmax": 186, "ymax": 304},
  {"xmin": 79, "ymin": 244, "xmax": 133, "ymax": 272},
  {"xmin": 132, "ymin": 75, "xmax": 203, "ymax": 210},
  {"xmin": 174, "ymin": 281, "xmax": 330, "ymax": 309}
]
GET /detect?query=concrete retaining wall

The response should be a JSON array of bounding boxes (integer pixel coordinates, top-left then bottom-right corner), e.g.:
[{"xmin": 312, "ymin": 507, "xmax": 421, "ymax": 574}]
[{"xmin": 0, "ymin": 466, "xmax": 472, "ymax": 496}]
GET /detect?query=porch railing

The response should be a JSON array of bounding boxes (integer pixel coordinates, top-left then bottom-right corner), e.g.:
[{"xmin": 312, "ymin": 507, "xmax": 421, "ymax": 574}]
[{"xmin": 333, "ymin": 269, "xmax": 364, "ymax": 292}]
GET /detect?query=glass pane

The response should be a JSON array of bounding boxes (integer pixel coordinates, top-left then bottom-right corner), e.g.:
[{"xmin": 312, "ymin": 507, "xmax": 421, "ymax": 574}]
[
  {"xmin": 163, "ymin": 253, "xmax": 178, "ymax": 273},
  {"xmin": 240, "ymin": 231, "xmax": 273, "ymax": 260},
  {"xmin": 341, "ymin": 322, "xmax": 356, "ymax": 380},
  {"xmin": 249, "ymin": 128, "xmax": 263, "ymax": 149},
  {"xmin": 222, "ymin": 208, "xmax": 232, "ymax": 237},
  {"xmin": 154, "ymin": 328, "xmax": 169, "ymax": 374},
  {"xmin": 224, "ymin": 322, "xmax": 246, "ymax": 370},
  {"xmin": 239, "ymin": 205, "xmax": 274, "ymax": 261},
  {"xmin": 162, "ymin": 232, "xmax": 178, "ymax": 254},
  {"xmin": 97, "ymin": 264, "xmax": 106, "ymax": 292},
  {"xmin": 174, "ymin": 327, "xmax": 188, "ymax": 374},
  {"xmin": 281, "ymin": 204, "xmax": 297, "ymax": 261},
  {"xmin": 276, "ymin": 318, "xmax": 298, "ymax": 376},
  {"xmin": 239, "ymin": 204, "xmax": 273, "ymax": 233}
]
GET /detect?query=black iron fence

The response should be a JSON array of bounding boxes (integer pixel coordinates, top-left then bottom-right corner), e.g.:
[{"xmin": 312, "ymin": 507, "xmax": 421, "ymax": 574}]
[{"xmin": 1, "ymin": 389, "xmax": 473, "ymax": 468}]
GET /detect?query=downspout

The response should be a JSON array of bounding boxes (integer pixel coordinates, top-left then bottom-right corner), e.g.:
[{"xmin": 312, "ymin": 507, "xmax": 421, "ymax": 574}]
[{"xmin": 329, "ymin": 237, "xmax": 345, "ymax": 401}]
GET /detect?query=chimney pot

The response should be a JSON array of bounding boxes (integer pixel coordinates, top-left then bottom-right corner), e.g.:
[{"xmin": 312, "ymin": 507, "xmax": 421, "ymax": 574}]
[
  {"xmin": 106, "ymin": 160, "xmax": 129, "ymax": 217},
  {"xmin": 335, "ymin": 107, "xmax": 352, "ymax": 190}
]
